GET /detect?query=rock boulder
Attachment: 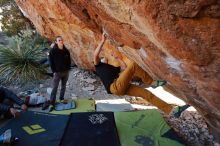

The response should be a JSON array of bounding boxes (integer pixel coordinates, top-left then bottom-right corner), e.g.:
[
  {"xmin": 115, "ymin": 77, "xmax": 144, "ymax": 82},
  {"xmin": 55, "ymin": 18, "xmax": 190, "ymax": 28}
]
[{"xmin": 16, "ymin": 0, "xmax": 220, "ymax": 141}]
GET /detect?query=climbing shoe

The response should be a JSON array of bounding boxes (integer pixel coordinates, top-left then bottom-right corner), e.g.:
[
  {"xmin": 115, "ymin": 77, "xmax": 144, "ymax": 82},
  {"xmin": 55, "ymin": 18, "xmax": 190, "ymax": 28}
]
[
  {"xmin": 170, "ymin": 104, "xmax": 190, "ymax": 118},
  {"xmin": 42, "ymin": 101, "xmax": 50, "ymax": 110},
  {"xmin": 48, "ymin": 105, "xmax": 54, "ymax": 112},
  {"xmin": 151, "ymin": 80, "xmax": 167, "ymax": 89},
  {"xmin": 60, "ymin": 99, "xmax": 68, "ymax": 104}
]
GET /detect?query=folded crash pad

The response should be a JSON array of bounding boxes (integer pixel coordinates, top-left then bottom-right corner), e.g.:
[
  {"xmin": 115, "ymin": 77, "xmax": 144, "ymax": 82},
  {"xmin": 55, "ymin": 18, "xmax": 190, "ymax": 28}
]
[
  {"xmin": 50, "ymin": 99, "xmax": 95, "ymax": 115},
  {"xmin": 114, "ymin": 109, "xmax": 185, "ymax": 146},
  {"xmin": 59, "ymin": 112, "xmax": 120, "ymax": 146},
  {"xmin": 0, "ymin": 111, "xmax": 69, "ymax": 146},
  {"xmin": 96, "ymin": 99, "xmax": 134, "ymax": 112}
]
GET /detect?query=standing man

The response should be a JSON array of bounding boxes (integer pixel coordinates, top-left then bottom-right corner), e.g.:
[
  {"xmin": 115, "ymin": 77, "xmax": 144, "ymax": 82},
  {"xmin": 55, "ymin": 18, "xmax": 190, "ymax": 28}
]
[
  {"xmin": 94, "ymin": 32, "xmax": 189, "ymax": 117},
  {"xmin": 42, "ymin": 36, "xmax": 71, "ymax": 111},
  {"xmin": 0, "ymin": 86, "xmax": 27, "ymax": 118}
]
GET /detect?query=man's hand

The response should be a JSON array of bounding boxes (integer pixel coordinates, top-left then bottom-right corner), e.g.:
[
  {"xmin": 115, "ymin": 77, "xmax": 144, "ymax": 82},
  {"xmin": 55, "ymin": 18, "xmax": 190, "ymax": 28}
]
[
  {"xmin": 101, "ymin": 32, "xmax": 107, "ymax": 42},
  {"xmin": 9, "ymin": 108, "xmax": 20, "ymax": 118},
  {"xmin": 21, "ymin": 104, "xmax": 28, "ymax": 111},
  {"xmin": 111, "ymin": 51, "xmax": 127, "ymax": 70}
]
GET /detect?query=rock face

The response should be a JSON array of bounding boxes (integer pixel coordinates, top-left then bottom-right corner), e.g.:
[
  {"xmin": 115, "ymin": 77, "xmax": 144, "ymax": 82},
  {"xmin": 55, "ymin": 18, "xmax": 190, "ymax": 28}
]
[{"xmin": 16, "ymin": 0, "xmax": 220, "ymax": 140}]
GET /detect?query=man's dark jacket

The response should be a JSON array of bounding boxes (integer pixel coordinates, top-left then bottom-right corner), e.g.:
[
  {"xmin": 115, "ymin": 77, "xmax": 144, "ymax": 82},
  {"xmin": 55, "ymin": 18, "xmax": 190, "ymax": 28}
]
[
  {"xmin": 0, "ymin": 86, "xmax": 24, "ymax": 113},
  {"xmin": 49, "ymin": 45, "xmax": 71, "ymax": 73}
]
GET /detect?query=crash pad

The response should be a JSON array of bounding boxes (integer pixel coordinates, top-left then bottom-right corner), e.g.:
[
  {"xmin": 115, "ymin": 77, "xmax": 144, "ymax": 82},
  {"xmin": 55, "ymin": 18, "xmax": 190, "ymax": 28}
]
[
  {"xmin": 50, "ymin": 99, "xmax": 95, "ymax": 115},
  {"xmin": 59, "ymin": 112, "xmax": 120, "ymax": 146},
  {"xmin": 114, "ymin": 109, "xmax": 185, "ymax": 146},
  {"xmin": 0, "ymin": 111, "xmax": 68, "ymax": 146}
]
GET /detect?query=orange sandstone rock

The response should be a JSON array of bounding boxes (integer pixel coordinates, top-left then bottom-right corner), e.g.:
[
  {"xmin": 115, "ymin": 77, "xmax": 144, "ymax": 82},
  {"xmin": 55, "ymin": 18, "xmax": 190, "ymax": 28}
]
[{"xmin": 16, "ymin": 0, "xmax": 220, "ymax": 141}]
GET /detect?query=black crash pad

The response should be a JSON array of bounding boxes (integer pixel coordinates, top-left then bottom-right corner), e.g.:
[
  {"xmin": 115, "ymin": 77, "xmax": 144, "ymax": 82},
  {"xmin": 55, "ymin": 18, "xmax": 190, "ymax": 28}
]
[
  {"xmin": 0, "ymin": 111, "xmax": 69, "ymax": 146},
  {"xmin": 59, "ymin": 112, "xmax": 120, "ymax": 146}
]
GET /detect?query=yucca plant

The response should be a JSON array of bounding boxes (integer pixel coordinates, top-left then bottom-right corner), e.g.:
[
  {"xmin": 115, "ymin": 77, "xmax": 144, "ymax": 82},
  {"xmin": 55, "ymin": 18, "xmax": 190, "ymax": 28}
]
[{"xmin": 0, "ymin": 30, "xmax": 47, "ymax": 84}]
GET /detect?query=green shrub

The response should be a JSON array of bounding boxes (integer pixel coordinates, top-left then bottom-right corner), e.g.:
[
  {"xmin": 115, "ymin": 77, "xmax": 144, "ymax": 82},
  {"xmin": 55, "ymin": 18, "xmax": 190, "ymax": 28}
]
[{"xmin": 0, "ymin": 30, "xmax": 47, "ymax": 84}]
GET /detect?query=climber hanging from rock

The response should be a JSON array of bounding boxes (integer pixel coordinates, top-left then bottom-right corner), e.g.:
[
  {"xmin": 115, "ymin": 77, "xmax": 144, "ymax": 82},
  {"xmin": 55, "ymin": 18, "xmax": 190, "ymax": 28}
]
[{"xmin": 93, "ymin": 31, "xmax": 189, "ymax": 117}]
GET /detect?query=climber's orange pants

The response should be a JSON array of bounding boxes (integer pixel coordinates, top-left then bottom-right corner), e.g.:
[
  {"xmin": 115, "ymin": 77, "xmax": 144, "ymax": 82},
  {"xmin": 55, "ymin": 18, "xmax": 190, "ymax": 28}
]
[{"xmin": 110, "ymin": 61, "xmax": 173, "ymax": 114}]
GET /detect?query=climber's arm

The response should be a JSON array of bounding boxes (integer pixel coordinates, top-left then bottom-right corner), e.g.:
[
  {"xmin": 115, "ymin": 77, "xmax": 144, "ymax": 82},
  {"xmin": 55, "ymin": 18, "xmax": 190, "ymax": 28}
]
[{"xmin": 93, "ymin": 33, "xmax": 107, "ymax": 65}]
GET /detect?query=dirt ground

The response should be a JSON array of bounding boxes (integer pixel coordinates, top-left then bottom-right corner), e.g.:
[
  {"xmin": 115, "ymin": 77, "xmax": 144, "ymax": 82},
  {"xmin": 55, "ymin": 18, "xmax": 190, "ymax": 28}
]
[{"xmin": 7, "ymin": 66, "xmax": 123, "ymax": 100}]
